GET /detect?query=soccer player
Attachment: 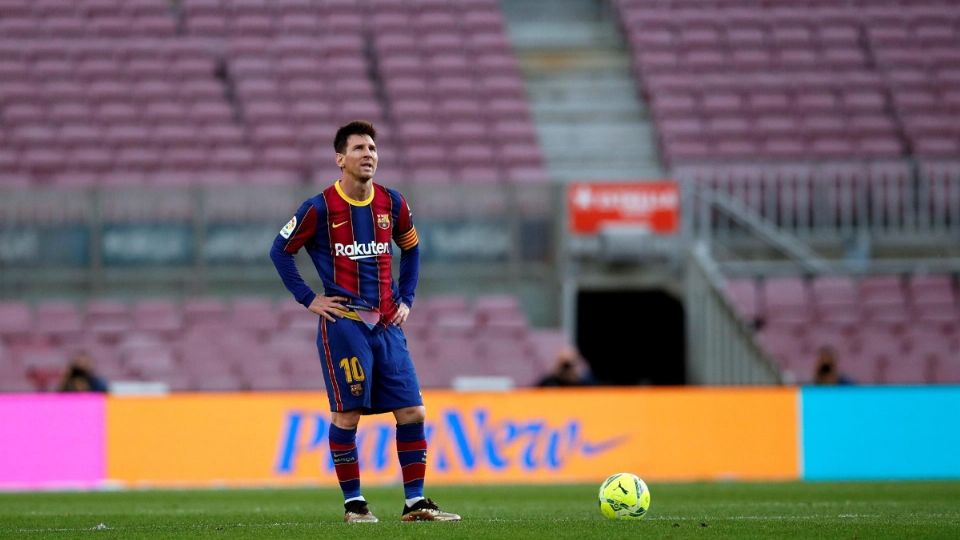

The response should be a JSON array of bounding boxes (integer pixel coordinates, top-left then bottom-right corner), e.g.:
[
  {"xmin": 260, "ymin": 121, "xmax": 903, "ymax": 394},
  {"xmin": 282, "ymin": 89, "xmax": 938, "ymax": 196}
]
[{"xmin": 269, "ymin": 120, "xmax": 460, "ymax": 523}]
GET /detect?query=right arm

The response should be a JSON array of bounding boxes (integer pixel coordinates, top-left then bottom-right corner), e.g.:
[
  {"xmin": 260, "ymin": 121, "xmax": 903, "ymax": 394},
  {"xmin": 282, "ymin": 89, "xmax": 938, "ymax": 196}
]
[{"xmin": 269, "ymin": 201, "xmax": 346, "ymax": 322}]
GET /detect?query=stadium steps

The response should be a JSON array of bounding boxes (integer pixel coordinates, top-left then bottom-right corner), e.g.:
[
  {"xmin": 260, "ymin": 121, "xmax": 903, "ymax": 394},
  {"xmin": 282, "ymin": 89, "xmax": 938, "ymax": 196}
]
[
  {"xmin": 501, "ymin": 0, "xmax": 621, "ymax": 49},
  {"xmin": 503, "ymin": 0, "xmax": 664, "ymax": 182}
]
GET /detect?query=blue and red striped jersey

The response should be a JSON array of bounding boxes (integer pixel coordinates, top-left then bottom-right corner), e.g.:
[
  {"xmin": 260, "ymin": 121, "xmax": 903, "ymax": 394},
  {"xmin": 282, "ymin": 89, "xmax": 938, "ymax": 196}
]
[{"xmin": 270, "ymin": 180, "xmax": 420, "ymax": 324}]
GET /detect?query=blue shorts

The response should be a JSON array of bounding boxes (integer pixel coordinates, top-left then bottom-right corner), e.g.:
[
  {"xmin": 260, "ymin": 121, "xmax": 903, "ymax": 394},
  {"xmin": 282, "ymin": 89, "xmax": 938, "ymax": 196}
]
[{"xmin": 316, "ymin": 317, "xmax": 422, "ymax": 414}]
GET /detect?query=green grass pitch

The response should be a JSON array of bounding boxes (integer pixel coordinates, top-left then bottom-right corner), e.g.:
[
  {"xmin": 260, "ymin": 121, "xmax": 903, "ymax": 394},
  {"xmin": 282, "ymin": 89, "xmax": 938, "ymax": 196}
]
[{"xmin": 2, "ymin": 481, "xmax": 959, "ymax": 539}]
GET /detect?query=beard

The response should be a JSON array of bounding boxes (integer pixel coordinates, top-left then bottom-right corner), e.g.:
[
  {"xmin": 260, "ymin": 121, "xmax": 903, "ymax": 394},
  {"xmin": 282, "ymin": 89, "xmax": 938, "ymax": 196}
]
[{"xmin": 356, "ymin": 166, "xmax": 376, "ymax": 180}]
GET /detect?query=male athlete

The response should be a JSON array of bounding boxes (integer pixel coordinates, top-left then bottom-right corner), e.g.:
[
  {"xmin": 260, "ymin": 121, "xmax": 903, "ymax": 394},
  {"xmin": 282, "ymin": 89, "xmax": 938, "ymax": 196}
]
[{"xmin": 269, "ymin": 120, "xmax": 460, "ymax": 523}]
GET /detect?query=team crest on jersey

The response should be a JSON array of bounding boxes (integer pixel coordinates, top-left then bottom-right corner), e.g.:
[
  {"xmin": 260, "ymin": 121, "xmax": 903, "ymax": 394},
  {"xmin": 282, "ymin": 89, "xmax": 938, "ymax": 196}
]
[
  {"xmin": 279, "ymin": 216, "xmax": 297, "ymax": 239},
  {"xmin": 376, "ymin": 213, "xmax": 390, "ymax": 229},
  {"xmin": 350, "ymin": 383, "xmax": 363, "ymax": 396}
]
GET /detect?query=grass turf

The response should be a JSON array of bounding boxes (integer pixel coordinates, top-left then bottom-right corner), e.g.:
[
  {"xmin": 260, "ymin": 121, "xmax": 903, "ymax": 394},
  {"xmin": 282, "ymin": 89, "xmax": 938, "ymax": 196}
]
[{"xmin": 1, "ymin": 481, "xmax": 959, "ymax": 539}]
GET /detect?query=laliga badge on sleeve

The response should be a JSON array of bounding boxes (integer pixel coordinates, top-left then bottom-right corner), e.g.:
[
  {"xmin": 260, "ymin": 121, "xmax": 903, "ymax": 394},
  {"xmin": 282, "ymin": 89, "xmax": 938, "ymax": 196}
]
[{"xmin": 279, "ymin": 216, "xmax": 297, "ymax": 239}]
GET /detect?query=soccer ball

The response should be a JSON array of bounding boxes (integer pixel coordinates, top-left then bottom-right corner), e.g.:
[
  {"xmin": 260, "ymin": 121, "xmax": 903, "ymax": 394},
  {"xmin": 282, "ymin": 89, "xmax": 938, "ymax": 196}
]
[{"xmin": 598, "ymin": 472, "xmax": 651, "ymax": 520}]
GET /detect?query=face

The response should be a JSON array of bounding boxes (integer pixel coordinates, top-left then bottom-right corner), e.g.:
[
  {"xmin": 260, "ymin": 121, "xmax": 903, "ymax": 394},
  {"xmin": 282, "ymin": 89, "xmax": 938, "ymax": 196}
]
[
  {"xmin": 558, "ymin": 361, "xmax": 576, "ymax": 377},
  {"xmin": 336, "ymin": 134, "xmax": 378, "ymax": 182},
  {"xmin": 72, "ymin": 353, "xmax": 92, "ymax": 369}
]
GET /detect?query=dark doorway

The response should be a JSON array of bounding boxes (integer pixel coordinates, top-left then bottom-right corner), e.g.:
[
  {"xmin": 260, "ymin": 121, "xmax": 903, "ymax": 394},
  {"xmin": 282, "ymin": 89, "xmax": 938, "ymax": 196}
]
[{"xmin": 576, "ymin": 289, "xmax": 686, "ymax": 385}]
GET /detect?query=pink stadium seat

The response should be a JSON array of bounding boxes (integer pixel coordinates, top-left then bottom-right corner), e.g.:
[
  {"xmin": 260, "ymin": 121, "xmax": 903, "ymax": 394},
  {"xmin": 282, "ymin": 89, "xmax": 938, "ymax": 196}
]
[
  {"xmin": 0, "ymin": 302, "xmax": 33, "ymax": 338},
  {"xmin": 245, "ymin": 373, "xmax": 294, "ymax": 391},
  {"xmin": 476, "ymin": 317, "xmax": 528, "ymax": 341},
  {"xmin": 932, "ymin": 355, "xmax": 960, "ymax": 383},
  {"xmin": 85, "ymin": 300, "xmax": 132, "ymax": 340},
  {"xmin": 17, "ymin": 128, "xmax": 61, "ymax": 156},
  {"xmin": 0, "ymin": 373, "xmax": 37, "ymax": 393},
  {"xmin": 880, "ymin": 352, "xmax": 931, "ymax": 384},
  {"xmin": 133, "ymin": 299, "xmax": 183, "ymax": 335},
  {"xmin": 230, "ymin": 298, "xmax": 278, "ymax": 334},
  {"xmin": 818, "ymin": 304, "xmax": 863, "ymax": 331},
  {"xmin": 860, "ymin": 276, "xmax": 905, "ymax": 305},
  {"xmin": 526, "ymin": 329, "xmax": 573, "ymax": 374},
  {"xmin": 456, "ymin": 165, "xmax": 499, "ymax": 183},
  {"xmin": 123, "ymin": 343, "xmax": 177, "ymax": 379},
  {"xmin": 474, "ymin": 294, "xmax": 522, "ymax": 319},
  {"xmin": 811, "ymin": 276, "xmax": 857, "ymax": 308},
  {"xmin": 840, "ymin": 351, "xmax": 881, "ymax": 384},
  {"xmin": 429, "ymin": 313, "xmax": 476, "ymax": 340},
  {"xmin": 910, "ymin": 275, "xmax": 957, "ymax": 306},
  {"xmin": 183, "ymin": 298, "xmax": 227, "ymax": 326},
  {"xmin": 916, "ymin": 304, "xmax": 960, "ymax": 331},
  {"xmin": 763, "ymin": 277, "xmax": 810, "ymax": 321},
  {"xmin": 34, "ymin": 301, "xmax": 83, "ymax": 340},
  {"xmin": 191, "ymin": 373, "xmax": 245, "ymax": 392},
  {"xmin": 422, "ymin": 295, "xmax": 470, "ymax": 319},
  {"xmin": 725, "ymin": 279, "xmax": 759, "ymax": 322},
  {"xmin": 18, "ymin": 346, "xmax": 69, "ymax": 391}
]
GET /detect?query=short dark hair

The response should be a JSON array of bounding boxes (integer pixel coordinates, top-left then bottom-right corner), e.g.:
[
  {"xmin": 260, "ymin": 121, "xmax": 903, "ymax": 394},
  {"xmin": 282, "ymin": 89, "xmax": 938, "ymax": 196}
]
[{"xmin": 334, "ymin": 120, "xmax": 377, "ymax": 154}]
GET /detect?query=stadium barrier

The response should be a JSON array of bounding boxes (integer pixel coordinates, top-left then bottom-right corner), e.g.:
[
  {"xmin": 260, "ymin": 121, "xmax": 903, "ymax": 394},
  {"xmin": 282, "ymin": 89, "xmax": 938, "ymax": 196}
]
[
  {"xmin": 0, "ymin": 184, "xmax": 556, "ymax": 279},
  {"xmin": 105, "ymin": 388, "xmax": 797, "ymax": 487},
  {"xmin": 802, "ymin": 386, "xmax": 960, "ymax": 480},
  {"xmin": 2, "ymin": 387, "xmax": 958, "ymax": 490},
  {"xmin": 0, "ymin": 394, "xmax": 104, "ymax": 490},
  {"xmin": 3, "ymin": 171, "xmax": 957, "ymax": 294}
]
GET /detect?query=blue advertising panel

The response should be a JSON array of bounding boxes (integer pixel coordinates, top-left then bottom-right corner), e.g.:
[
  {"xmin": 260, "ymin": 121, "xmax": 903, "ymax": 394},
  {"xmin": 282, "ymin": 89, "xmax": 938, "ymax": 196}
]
[
  {"xmin": 101, "ymin": 224, "xmax": 193, "ymax": 266},
  {"xmin": 0, "ymin": 226, "xmax": 88, "ymax": 267},
  {"xmin": 802, "ymin": 386, "xmax": 960, "ymax": 480},
  {"xmin": 203, "ymin": 224, "xmax": 277, "ymax": 265}
]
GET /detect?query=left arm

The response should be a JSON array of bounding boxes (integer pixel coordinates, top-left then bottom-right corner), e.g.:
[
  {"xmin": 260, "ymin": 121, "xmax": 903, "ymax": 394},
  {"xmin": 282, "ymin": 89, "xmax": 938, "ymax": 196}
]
[
  {"xmin": 391, "ymin": 190, "xmax": 420, "ymax": 325},
  {"xmin": 391, "ymin": 243, "xmax": 420, "ymax": 325},
  {"xmin": 398, "ymin": 242, "xmax": 420, "ymax": 309}
]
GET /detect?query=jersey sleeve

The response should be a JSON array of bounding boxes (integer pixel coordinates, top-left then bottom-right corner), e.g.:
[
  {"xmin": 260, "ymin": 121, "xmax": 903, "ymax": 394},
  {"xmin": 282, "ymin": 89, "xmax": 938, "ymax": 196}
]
[
  {"xmin": 269, "ymin": 200, "xmax": 321, "ymax": 307},
  {"xmin": 391, "ymin": 191, "xmax": 419, "ymax": 251},
  {"xmin": 389, "ymin": 189, "xmax": 420, "ymax": 307}
]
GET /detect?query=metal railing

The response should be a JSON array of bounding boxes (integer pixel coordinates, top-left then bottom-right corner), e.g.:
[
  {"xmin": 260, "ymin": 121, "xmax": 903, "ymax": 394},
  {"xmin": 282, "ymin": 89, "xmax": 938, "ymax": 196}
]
[
  {"xmin": 685, "ymin": 242, "xmax": 781, "ymax": 385},
  {"xmin": 677, "ymin": 160, "xmax": 960, "ymax": 249}
]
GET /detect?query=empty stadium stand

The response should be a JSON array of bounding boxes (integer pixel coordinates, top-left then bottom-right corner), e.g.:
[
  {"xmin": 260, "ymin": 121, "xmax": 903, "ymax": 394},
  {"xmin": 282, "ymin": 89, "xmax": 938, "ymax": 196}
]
[
  {"xmin": 0, "ymin": 0, "xmax": 545, "ymax": 185},
  {"xmin": 0, "ymin": 295, "xmax": 569, "ymax": 392},
  {"xmin": 2, "ymin": 0, "xmax": 959, "ymax": 391},
  {"xmin": 725, "ymin": 274, "xmax": 960, "ymax": 384},
  {"xmin": 616, "ymin": 0, "xmax": 960, "ymax": 166}
]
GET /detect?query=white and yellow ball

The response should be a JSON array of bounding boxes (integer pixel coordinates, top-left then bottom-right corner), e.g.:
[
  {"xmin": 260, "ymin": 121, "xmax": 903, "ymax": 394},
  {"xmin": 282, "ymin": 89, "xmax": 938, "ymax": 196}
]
[{"xmin": 598, "ymin": 472, "xmax": 651, "ymax": 520}]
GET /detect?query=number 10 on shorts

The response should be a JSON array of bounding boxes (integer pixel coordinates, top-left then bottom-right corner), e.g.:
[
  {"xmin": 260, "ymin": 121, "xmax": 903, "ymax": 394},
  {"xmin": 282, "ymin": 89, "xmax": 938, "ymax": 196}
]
[{"xmin": 339, "ymin": 356, "xmax": 366, "ymax": 383}]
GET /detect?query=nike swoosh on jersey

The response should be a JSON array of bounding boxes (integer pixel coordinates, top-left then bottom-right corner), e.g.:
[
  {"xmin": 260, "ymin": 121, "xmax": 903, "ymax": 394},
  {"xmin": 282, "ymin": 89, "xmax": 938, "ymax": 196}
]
[{"xmin": 332, "ymin": 221, "xmax": 349, "ymax": 228}]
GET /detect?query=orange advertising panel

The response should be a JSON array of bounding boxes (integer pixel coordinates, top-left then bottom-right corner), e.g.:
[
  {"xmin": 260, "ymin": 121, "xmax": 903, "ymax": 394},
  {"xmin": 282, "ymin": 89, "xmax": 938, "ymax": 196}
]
[
  {"xmin": 568, "ymin": 182, "xmax": 680, "ymax": 234},
  {"xmin": 106, "ymin": 388, "xmax": 798, "ymax": 487}
]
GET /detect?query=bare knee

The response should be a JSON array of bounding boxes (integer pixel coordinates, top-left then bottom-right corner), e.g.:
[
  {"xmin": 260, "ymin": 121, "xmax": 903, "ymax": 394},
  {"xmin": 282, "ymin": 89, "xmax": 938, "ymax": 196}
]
[
  {"xmin": 331, "ymin": 410, "xmax": 362, "ymax": 430},
  {"xmin": 393, "ymin": 405, "xmax": 426, "ymax": 425}
]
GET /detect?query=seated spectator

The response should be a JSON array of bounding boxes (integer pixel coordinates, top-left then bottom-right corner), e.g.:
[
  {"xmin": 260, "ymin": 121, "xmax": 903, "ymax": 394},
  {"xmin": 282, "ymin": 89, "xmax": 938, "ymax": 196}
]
[
  {"xmin": 58, "ymin": 351, "xmax": 109, "ymax": 393},
  {"xmin": 813, "ymin": 346, "xmax": 855, "ymax": 385},
  {"xmin": 537, "ymin": 346, "xmax": 595, "ymax": 387}
]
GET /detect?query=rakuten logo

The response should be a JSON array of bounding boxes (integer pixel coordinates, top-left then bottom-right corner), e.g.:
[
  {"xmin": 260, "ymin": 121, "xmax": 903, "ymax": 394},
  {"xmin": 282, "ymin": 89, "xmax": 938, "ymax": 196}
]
[{"xmin": 334, "ymin": 241, "xmax": 391, "ymax": 260}]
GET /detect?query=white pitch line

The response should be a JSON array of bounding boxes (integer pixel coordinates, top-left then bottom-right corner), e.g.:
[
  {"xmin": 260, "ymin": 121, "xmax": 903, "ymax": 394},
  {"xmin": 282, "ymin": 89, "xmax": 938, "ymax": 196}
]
[
  {"xmin": 10, "ymin": 513, "xmax": 959, "ymax": 533},
  {"xmin": 7, "ymin": 522, "xmax": 311, "ymax": 534},
  {"xmin": 647, "ymin": 514, "xmax": 882, "ymax": 521}
]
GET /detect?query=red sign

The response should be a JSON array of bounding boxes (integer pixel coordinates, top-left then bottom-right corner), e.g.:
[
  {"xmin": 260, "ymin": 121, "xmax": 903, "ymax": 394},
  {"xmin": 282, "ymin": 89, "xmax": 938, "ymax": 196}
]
[{"xmin": 568, "ymin": 182, "xmax": 680, "ymax": 234}]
